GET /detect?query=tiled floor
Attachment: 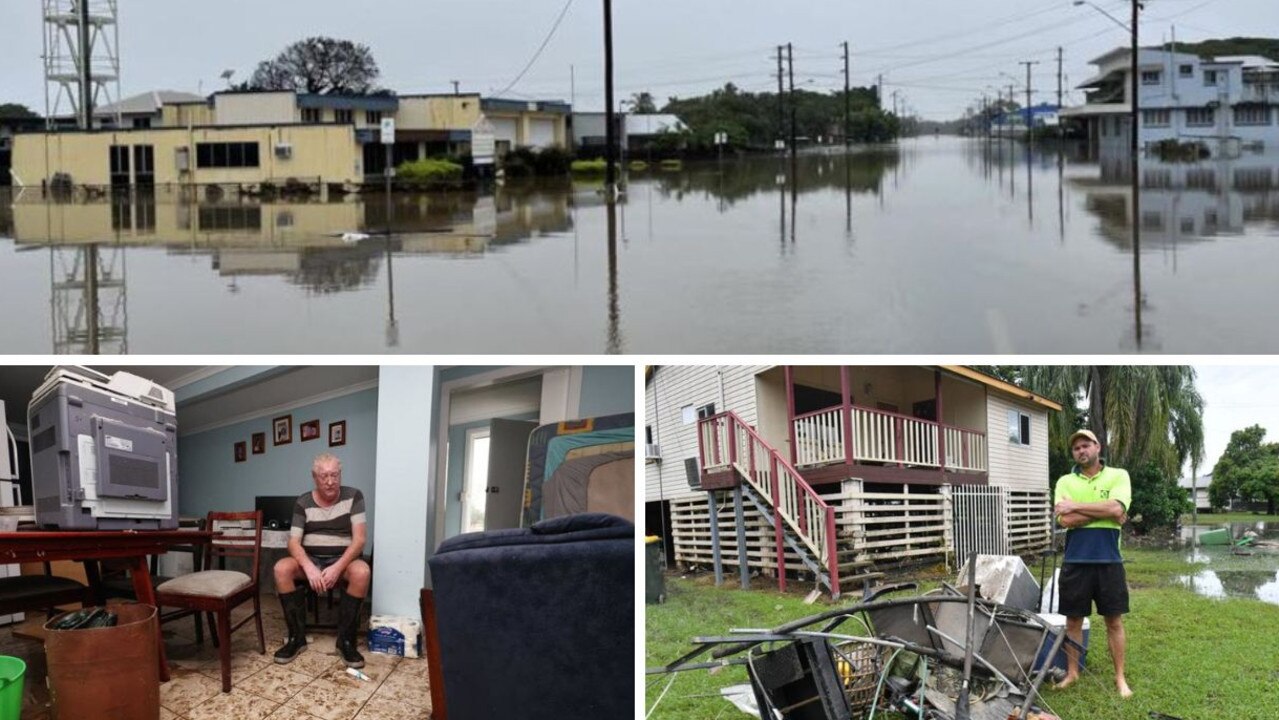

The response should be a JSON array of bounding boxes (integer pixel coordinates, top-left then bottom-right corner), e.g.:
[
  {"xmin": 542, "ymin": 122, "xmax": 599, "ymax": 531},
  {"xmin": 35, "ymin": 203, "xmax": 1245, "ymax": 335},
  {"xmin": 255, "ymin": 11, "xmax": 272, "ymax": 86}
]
[{"xmin": 5, "ymin": 602, "xmax": 430, "ymax": 720}]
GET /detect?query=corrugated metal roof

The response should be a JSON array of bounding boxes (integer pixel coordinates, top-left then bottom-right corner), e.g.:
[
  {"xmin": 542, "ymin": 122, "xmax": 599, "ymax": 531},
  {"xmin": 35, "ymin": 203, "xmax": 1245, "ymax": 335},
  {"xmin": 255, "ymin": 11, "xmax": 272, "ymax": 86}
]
[{"xmin": 95, "ymin": 90, "xmax": 206, "ymax": 116}]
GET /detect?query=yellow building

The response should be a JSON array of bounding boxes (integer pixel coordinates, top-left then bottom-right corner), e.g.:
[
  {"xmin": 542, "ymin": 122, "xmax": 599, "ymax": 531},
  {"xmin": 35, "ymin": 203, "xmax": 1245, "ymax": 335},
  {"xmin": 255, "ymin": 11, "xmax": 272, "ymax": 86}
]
[{"xmin": 11, "ymin": 124, "xmax": 362, "ymax": 189}]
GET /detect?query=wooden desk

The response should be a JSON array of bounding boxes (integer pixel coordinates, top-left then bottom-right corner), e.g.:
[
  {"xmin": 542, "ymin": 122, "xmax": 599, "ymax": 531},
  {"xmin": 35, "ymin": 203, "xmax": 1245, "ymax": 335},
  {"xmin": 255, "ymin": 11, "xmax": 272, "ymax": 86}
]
[{"xmin": 0, "ymin": 529, "xmax": 215, "ymax": 682}]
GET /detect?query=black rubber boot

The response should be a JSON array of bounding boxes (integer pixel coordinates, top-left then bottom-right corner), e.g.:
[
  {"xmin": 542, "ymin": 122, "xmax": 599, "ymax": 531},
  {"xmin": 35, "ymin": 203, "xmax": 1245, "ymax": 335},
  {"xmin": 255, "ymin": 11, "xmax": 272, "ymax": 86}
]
[
  {"xmin": 273, "ymin": 589, "xmax": 308, "ymax": 664},
  {"xmin": 335, "ymin": 592, "xmax": 365, "ymax": 669}
]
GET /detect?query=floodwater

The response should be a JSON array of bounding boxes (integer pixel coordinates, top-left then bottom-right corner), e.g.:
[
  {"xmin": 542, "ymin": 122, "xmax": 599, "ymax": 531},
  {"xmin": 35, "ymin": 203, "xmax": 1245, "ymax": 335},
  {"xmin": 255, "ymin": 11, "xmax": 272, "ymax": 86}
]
[
  {"xmin": 1177, "ymin": 522, "xmax": 1279, "ymax": 605},
  {"xmin": 3, "ymin": 135, "xmax": 1279, "ymax": 354}
]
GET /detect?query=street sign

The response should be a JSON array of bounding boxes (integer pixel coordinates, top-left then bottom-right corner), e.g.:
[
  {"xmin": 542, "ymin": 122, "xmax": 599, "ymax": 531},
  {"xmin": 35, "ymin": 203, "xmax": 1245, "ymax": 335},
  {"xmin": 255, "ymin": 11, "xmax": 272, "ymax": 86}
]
[
  {"xmin": 380, "ymin": 118, "xmax": 396, "ymax": 145},
  {"xmin": 471, "ymin": 117, "xmax": 496, "ymax": 166}
]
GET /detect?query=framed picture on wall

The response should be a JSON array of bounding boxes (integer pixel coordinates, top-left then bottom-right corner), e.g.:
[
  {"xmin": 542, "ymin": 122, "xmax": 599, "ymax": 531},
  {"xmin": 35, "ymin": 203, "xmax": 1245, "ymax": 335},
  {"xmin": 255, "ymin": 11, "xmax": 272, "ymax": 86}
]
[
  {"xmin": 234, "ymin": 441, "xmax": 247, "ymax": 463},
  {"xmin": 273, "ymin": 415, "xmax": 293, "ymax": 446},
  {"xmin": 300, "ymin": 419, "xmax": 321, "ymax": 442},
  {"xmin": 328, "ymin": 420, "xmax": 347, "ymax": 447},
  {"xmin": 251, "ymin": 432, "xmax": 266, "ymax": 455}
]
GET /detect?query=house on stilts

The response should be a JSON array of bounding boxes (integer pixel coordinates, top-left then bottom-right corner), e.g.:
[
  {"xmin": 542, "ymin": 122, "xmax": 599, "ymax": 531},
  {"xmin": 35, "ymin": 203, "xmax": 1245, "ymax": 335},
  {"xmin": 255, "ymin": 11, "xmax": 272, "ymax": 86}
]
[{"xmin": 644, "ymin": 365, "xmax": 1061, "ymax": 598}]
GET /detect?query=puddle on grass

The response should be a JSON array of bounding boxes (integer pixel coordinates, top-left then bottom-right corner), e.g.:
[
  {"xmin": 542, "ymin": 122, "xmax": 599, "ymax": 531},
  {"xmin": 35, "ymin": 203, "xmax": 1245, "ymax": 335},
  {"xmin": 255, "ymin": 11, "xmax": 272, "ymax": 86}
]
[{"xmin": 1176, "ymin": 522, "xmax": 1279, "ymax": 605}]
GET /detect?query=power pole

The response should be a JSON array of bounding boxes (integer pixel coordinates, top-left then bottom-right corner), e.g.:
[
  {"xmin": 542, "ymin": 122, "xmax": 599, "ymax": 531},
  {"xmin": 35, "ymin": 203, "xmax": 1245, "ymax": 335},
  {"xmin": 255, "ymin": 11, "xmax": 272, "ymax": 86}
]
[
  {"xmin": 777, "ymin": 46, "xmax": 785, "ymax": 149},
  {"xmin": 603, "ymin": 0, "xmax": 617, "ymax": 197},
  {"xmin": 1056, "ymin": 47, "xmax": 1064, "ymax": 111},
  {"xmin": 787, "ymin": 42, "xmax": 796, "ymax": 155},
  {"xmin": 1130, "ymin": 0, "xmax": 1143, "ymax": 347},
  {"xmin": 77, "ymin": 0, "xmax": 92, "ymax": 128},
  {"xmin": 842, "ymin": 41, "xmax": 850, "ymax": 149},
  {"xmin": 1020, "ymin": 60, "xmax": 1040, "ymax": 142}
]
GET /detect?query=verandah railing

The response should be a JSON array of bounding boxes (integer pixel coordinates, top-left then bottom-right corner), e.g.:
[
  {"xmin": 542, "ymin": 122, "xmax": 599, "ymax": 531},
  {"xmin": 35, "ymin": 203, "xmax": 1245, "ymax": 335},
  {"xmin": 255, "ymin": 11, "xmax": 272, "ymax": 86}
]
[{"xmin": 792, "ymin": 404, "xmax": 987, "ymax": 472}]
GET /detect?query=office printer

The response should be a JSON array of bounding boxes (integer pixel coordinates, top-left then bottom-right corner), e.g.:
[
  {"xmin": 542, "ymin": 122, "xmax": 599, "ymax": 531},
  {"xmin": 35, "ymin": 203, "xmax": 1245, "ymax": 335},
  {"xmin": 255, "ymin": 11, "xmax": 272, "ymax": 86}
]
[{"xmin": 28, "ymin": 366, "xmax": 179, "ymax": 530}]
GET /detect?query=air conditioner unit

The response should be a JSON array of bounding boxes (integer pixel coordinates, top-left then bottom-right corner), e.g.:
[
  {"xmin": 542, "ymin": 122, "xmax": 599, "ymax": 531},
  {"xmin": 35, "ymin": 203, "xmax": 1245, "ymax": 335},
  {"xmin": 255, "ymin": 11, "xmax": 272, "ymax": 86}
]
[
  {"xmin": 684, "ymin": 457, "xmax": 701, "ymax": 490},
  {"xmin": 275, "ymin": 143, "xmax": 293, "ymax": 160},
  {"xmin": 645, "ymin": 443, "xmax": 662, "ymax": 463}
]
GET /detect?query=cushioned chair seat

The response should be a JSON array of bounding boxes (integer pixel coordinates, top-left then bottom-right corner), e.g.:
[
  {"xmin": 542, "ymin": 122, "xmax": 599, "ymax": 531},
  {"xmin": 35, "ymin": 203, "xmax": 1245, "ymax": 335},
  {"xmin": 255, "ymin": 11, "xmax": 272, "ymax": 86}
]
[
  {"xmin": 0, "ymin": 575, "xmax": 88, "ymax": 602},
  {"xmin": 156, "ymin": 570, "xmax": 251, "ymax": 599}
]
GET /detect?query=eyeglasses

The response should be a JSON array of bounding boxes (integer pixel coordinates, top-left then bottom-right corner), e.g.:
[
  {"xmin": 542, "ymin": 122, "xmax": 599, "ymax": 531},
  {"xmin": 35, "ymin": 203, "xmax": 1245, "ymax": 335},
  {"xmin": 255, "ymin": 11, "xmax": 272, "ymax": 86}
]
[{"xmin": 315, "ymin": 471, "xmax": 341, "ymax": 482}]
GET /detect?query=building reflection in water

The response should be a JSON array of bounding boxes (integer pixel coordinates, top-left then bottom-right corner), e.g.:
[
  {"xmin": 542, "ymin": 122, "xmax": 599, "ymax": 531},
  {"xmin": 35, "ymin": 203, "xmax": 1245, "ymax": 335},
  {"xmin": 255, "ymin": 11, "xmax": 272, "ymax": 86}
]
[{"xmin": 9, "ymin": 184, "xmax": 581, "ymax": 352}]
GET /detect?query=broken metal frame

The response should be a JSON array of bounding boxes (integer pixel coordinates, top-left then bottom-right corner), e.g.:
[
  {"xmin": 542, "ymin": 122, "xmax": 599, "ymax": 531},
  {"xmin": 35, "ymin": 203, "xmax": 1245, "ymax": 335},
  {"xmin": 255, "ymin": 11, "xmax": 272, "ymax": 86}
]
[{"xmin": 648, "ymin": 591, "xmax": 1070, "ymax": 720}]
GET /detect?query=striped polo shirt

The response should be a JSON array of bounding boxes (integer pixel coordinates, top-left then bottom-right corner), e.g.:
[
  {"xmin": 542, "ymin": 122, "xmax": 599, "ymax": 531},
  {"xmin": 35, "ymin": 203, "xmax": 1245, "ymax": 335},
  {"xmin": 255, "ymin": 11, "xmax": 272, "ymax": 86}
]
[{"xmin": 290, "ymin": 486, "xmax": 366, "ymax": 556}]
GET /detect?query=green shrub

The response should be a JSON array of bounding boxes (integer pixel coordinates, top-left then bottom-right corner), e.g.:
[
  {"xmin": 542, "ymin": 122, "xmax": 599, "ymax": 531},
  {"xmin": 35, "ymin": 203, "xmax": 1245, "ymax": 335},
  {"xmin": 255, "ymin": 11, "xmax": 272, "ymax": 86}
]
[
  {"xmin": 628, "ymin": 160, "xmax": 649, "ymax": 171},
  {"xmin": 571, "ymin": 159, "xmax": 608, "ymax": 174},
  {"xmin": 533, "ymin": 146, "xmax": 573, "ymax": 175},
  {"xmin": 396, "ymin": 158, "xmax": 464, "ymax": 183},
  {"xmin": 659, "ymin": 159, "xmax": 684, "ymax": 171}
]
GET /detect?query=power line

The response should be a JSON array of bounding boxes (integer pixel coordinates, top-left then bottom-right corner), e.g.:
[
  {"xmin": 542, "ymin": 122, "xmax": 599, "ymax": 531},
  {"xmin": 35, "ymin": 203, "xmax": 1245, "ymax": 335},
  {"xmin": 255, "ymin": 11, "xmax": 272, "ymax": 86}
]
[{"xmin": 494, "ymin": 0, "xmax": 576, "ymax": 98}]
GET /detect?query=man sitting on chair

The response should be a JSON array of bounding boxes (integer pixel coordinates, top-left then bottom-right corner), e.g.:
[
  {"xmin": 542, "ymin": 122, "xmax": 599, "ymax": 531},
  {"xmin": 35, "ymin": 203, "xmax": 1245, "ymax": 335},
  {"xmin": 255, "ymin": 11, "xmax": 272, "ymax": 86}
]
[{"xmin": 273, "ymin": 452, "xmax": 370, "ymax": 668}]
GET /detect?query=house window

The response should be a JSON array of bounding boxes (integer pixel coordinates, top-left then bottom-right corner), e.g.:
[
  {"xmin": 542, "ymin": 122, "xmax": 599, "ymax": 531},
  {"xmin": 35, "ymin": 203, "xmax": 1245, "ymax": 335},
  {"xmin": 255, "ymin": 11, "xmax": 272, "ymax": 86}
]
[
  {"xmin": 1141, "ymin": 70, "xmax": 1162, "ymax": 86},
  {"xmin": 1234, "ymin": 106, "xmax": 1271, "ymax": 126},
  {"xmin": 1142, "ymin": 109, "xmax": 1171, "ymax": 127},
  {"xmin": 462, "ymin": 428, "xmax": 491, "ymax": 534},
  {"xmin": 335, "ymin": 109, "xmax": 354, "ymax": 124},
  {"xmin": 1007, "ymin": 410, "xmax": 1030, "ymax": 446},
  {"xmin": 301, "ymin": 107, "xmax": 321, "ymax": 123},
  {"xmin": 645, "ymin": 425, "xmax": 653, "ymax": 444},
  {"xmin": 1203, "ymin": 70, "xmax": 1219, "ymax": 86},
  {"xmin": 697, "ymin": 403, "xmax": 716, "ymax": 420},
  {"xmin": 366, "ymin": 110, "xmax": 382, "ymax": 125},
  {"xmin": 197, "ymin": 206, "xmax": 262, "ymax": 231},
  {"xmin": 1179, "ymin": 64, "xmax": 1194, "ymax": 78},
  {"xmin": 1185, "ymin": 108, "xmax": 1215, "ymax": 127},
  {"xmin": 680, "ymin": 405, "xmax": 696, "ymax": 425},
  {"xmin": 131, "ymin": 117, "xmax": 152, "ymax": 129},
  {"xmin": 194, "ymin": 142, "xmax": 260, "ymax": 168}
]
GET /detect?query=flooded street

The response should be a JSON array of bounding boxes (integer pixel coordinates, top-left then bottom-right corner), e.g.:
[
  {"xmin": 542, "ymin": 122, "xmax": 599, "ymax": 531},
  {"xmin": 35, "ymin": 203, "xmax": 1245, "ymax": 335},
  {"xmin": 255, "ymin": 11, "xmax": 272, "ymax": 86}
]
[
  {"xmin": 3, "ymin": 136, "xmax": 1279, "ymax": 354},
  {"xmin": 1178, "ymin": 522, "xmax": 1279, "ymax": 605}
]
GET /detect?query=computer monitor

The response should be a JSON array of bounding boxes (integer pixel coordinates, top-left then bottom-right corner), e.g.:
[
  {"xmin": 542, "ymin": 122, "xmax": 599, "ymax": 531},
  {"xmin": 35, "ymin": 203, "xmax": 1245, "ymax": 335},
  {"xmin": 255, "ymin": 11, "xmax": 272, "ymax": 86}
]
[{"xmin": 255, "ymin": 495, "xmax": 297, "ymax": 530}]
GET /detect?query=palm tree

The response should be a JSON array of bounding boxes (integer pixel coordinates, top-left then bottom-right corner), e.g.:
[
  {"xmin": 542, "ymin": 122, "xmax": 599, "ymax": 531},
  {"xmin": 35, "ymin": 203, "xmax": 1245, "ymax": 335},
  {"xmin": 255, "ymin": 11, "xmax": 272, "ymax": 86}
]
[{"xmin": 1017, "ymin": 366, "xmax": 1204, "ymax": 481}]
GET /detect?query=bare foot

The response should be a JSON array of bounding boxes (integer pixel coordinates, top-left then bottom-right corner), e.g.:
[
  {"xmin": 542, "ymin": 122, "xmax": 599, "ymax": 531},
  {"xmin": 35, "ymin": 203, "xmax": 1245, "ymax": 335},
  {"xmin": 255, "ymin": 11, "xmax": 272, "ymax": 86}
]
[
  {"xmin": 1054, "ymin": 674, "xmax": 1079, "ymax": 690},
  {"xmin": 1117, "ymin": 678, "xmax": 1133, "ymax": 698}
]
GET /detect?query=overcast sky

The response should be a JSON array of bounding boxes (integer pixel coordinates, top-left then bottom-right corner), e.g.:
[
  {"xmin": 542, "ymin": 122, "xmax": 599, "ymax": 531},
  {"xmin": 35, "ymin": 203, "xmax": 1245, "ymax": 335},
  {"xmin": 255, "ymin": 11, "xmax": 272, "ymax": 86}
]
[
  {"xmin": 1190, "ymin": 366, "xmax": 1279, "ymax": 479},
  {"xmin": 3, "ymin": 0, "xmax": 1276, "ymax": 120}
]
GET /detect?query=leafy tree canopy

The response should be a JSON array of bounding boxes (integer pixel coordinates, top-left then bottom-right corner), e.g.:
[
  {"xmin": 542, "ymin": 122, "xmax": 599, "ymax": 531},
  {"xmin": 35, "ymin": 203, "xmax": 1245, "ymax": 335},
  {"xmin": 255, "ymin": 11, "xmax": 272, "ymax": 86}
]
[
  {"xmin": 244, "ymin": 37, "xmax": 381, "ymax": 95},
  {"xmin": 1161, "ymin": 37, "xmax": 1279, "ymax": 62},
  {"xmin": 0, "ymin": 103, "xmax": 40, "ymax": 120},
  {"xmin": 1210, "ymin": 425, "xmax": 1279, "ymax": 513}
]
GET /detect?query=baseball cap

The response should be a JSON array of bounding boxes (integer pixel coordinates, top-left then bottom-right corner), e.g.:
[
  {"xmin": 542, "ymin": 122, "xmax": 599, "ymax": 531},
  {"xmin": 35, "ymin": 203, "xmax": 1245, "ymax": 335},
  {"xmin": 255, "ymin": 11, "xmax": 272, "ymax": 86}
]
[{"xmin": 1068, "ymin": 428, "xmax": 1099, "ymax": 446}]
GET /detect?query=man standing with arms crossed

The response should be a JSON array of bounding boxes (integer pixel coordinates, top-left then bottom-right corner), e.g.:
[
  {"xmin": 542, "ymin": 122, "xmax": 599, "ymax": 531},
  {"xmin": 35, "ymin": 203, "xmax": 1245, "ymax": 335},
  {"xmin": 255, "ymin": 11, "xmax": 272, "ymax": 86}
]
[{"xmin": 1053, "ymin": 429, "xmax": 1133, "ymax": 698}]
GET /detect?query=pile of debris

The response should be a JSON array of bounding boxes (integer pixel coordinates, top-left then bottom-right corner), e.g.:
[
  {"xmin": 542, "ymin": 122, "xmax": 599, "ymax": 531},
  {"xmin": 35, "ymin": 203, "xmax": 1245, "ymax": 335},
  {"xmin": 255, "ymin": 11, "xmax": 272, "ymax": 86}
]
[{"xmin": 651, "ymin": 554, "xmax": 1082, "ymax": 720}]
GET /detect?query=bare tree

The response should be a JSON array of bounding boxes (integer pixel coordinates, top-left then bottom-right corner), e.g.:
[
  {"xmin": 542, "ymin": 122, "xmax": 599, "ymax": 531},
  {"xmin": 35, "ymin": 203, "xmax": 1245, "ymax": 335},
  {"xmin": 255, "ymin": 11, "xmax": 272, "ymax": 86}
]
[{"xmin": 247, "ymin": 37, "xmax": 381, "ymax": 95}]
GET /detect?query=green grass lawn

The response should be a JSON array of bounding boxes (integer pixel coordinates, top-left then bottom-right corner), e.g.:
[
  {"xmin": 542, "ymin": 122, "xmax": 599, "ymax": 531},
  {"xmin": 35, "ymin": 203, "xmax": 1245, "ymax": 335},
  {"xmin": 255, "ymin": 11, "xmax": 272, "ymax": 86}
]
[
  {"xmin": 1181, "ymin": 511, "xmax": 1279, "ymax": 524},
  {"xmin": 646, "ymin": 548, "xmax": 1279, "ymax": 720}
]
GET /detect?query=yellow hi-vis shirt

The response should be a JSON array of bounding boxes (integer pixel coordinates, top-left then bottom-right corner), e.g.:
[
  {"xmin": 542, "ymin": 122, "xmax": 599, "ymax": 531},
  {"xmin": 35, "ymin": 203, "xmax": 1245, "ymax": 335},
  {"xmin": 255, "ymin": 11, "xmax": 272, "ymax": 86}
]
[{"xmin": 1054, "ymin": 464, "xmax": 1131, "ymax": 563}]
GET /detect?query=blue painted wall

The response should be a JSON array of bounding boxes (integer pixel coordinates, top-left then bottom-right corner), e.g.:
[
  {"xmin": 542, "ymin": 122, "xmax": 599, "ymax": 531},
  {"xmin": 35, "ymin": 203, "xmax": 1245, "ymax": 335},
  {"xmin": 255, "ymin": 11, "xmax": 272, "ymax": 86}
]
[
  {"xmin": 177, "ymin": 388, "xmax": 379, "ymax": 533},
  {"xmin": 579, "ymin": 365, "xmax": 634, "ymax": 418}
]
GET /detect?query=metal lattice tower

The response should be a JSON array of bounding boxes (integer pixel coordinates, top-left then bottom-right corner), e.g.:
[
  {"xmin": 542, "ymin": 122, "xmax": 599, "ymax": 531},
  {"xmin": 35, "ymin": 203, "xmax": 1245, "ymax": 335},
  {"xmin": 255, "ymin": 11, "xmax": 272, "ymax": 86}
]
[
  {"xmin": 49, "ymin": 245, "xmax": 129, "ymax": 354},
  {"xmin": 42, "ymin": 0, "xmax": 122, "ymax": 129}
]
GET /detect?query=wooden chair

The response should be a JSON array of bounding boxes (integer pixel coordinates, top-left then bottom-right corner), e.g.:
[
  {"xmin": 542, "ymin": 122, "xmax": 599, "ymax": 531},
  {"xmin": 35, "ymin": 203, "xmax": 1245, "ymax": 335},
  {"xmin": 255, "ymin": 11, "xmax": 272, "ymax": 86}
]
[
  {"xmin": 97, "ymin": 519, "xmax": 208, "ymax": 641},
  {"xmin": 154, "ymin": 511, "xmax": 265, "ymax": 692},
  {"xmin": 0, "ymin": 562, "xmax": 95, "ymax": 620}
]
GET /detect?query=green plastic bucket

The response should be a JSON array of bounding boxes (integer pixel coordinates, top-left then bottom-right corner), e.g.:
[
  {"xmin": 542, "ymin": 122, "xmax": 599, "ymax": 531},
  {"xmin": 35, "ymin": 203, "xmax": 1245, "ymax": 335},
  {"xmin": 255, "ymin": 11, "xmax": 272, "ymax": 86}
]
[{"xmin": 0, "ymin": 656, "xmax": 25, "ymax": 720}]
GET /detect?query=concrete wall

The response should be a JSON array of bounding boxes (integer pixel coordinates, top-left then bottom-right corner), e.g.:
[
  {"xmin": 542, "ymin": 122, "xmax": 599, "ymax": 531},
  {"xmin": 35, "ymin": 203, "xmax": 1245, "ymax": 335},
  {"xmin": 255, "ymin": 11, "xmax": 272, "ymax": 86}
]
[
  {"xmin": 177, "ymin": 387, "xmax": 379, "ymax": 525},
  {"xmin": 397, "ymin": 96, "xmax": 482, "ymax": 131},
  {"xmin": 12, "ymin": 124, "xmax": 361, "ymax": 187},
  {"xmin": 214, "ymin": 92, "xmax": 298, "ymax": 125}
]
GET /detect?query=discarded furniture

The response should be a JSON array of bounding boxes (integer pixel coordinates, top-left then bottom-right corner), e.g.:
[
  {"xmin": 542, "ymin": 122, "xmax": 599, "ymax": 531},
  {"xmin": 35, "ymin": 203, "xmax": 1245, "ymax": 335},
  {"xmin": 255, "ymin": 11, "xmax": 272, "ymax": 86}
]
[
  {"xmin": 428, "ymin": 513, "xmax": 634, "ymax": 720},
  {"xmin": 154, "ymin": 511, "xmax": 265, "ymax": 692},
  {"xmin": 0, "ymin": 527, "xmax": 215, "ymax": 682}
]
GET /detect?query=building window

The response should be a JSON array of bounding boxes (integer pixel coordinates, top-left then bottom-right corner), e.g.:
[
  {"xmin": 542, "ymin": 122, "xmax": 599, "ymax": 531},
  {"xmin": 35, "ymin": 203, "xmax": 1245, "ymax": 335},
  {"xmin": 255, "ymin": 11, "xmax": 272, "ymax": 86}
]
[
  {"xmin": 335, "ymin": 109, "xmax": 354, "ymax": 124},
  {"xmin": 1142, "ymin": 109, "xmax": 1171, "ymax": 127},
  {"xmin": 197, "ymin": 206, "xmax": 262, "ymax": 231},
  {"xmin": 366, "ymin": 110, "xmax": 382, "ymax": 125},
  {"xmin": 697, "ymin": 403, "xmax": 716, "ymax": 420},
  {"xmin": 195, "ymin": 142, "xmax": 261, "ymax": 169},
  {"xmin": 1141, "ymin": 70, "xmax": 1162, "ymax": 86},
  {"xmin": 301, "ymin": 107, "xmax": 321, "ymax": 123},
  {"xmin": 1179, "ymin": 64, "xmax": 1194, "ymax": 78},
  {"xmin": 1007, "ymin": 410, "xmax": 1030, "ymax": 446},
  {"xmin": 1234, "ymin": 105, "xmax": 1272, "ymax": 126},
  {"xmin": 131, "ymin": 117, "xmax": 152, "ymax": 129},
  {"xmin": 645, "ymin": 425, "xmax": 653, "ymax": 444},
  {"xmin": 1203, "ymin": 70, "xmax": 1219, "ymax": 86},
  {"xmin": 1185, "ymin": 108, "xmax": 1215, "ymax": 127},
  {"xmin": 680, "ymin": 405, "xmax": 696, "ymax": 425}
]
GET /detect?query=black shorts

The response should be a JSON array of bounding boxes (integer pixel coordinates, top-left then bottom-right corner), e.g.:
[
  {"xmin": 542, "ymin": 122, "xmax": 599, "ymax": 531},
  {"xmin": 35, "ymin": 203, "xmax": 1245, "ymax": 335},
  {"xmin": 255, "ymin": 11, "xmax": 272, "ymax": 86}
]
[
  {"xmin": 1058, "ymin": 562, "xmax": 1129, "ymax": 617},
  {"xmin": 307, "ymin": 553, "xmax": 343, "ymax": 570}
]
